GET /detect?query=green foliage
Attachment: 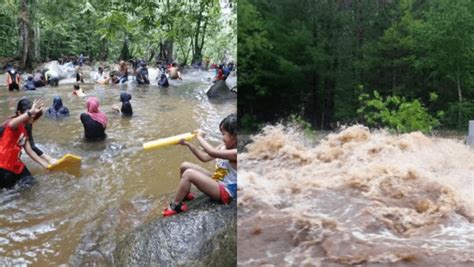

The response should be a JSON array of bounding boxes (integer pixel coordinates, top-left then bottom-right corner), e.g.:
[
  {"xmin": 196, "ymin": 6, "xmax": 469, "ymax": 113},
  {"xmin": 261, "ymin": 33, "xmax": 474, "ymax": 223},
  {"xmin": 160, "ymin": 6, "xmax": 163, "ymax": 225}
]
[
  {"xmin": 0, "ymin": 1, "xmax": 19, "ymax": 57},
  {"xmin": 288, "ymin": 114, "xmax": 316, "ymax": 138},
  {"xmin": 358, "ymin": 90, "xmax": 440, "ymax": 133},
  {"xmin": 239, "ymin": 0, "xmax": 473, "ymax": 130},
  {"xmin": 443, "ymin": 101, "xmax": 474, "ymax": 130},
  {"xmin": 0, "ymin": 0, "xmax": 234, "ymax": 66},
  {"xmin": 240, "ymin": 114, "xmax": 259, "ymax": 132},
  {"xmin": 412, "ymin": 0, "xmax": 474, "ymax": 103},
  {"xmin": 204, "ymin": 1, "xmax": 236, "ymax": 64},
  {"xmin": 237, "ymin": 0, "xmax": 271, "ymax": 93}
]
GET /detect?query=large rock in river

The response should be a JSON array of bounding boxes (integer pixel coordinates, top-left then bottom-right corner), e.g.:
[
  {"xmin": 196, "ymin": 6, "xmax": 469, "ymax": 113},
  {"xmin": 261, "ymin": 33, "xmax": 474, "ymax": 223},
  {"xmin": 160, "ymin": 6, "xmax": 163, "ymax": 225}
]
[
  {"xmin": 206, "ymin": 80, "xmax": 237, "ymax": 99},
  {"xmin": 114, "ymin": 195, "xmax": 237, "ymax": 266}
]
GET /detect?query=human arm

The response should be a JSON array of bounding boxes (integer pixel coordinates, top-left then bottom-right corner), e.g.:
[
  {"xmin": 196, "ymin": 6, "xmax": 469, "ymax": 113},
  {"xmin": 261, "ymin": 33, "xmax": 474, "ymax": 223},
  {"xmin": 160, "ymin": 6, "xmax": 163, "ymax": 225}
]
[
  {"xmin": 196, "ymin": 132, "xmax": 237, "ymax": 161},
  {"xmin": 25, "ymin": 123, "xmax": 43, "ymax": 156},
  {"xmin": 6, "ymin": 72, "xmax": 11, "ymax": 85},
  {"xmin": 7, "ymin": 99, "xmax": 44, "ymax": 129},
  {"xmin": 112, "ymin": 104, "xmax": 121, "ymax": 113},
  {"xmin": 24, "ymin": 140, "xmax": 49, "ymax": 169},
  {"xmin": 41, "ymin": 154, "xmax": 57, "ymax": 165},
  {"xmin": 61, "ymin": 107, "xmax": 70, "ymax": 116},
  {"xmin": 179, "ymin": 139, "xmax": 214, "ymax": 162}
]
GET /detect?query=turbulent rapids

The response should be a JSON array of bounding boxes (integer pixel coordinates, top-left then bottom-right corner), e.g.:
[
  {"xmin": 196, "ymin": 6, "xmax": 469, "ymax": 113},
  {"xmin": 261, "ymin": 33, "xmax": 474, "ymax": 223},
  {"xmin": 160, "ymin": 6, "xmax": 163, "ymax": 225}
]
[{"xmin": 238, "ymin": 125, "xmax": 474, "ymax": 266}]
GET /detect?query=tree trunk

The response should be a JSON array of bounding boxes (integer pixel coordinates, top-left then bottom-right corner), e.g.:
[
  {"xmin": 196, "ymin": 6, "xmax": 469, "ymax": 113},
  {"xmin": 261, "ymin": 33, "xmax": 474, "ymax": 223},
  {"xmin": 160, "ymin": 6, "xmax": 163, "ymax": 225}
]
[
  {"xmin": 34, "ymin": 24, "xmax": 40, "ymax": 61},
  {"xmin": 323, "ymin": 77, "xmax": 335, "ymax": 130},
  {"xmin": 159, "ymin": 40, "xmax": 173, "ymax": 63},
  {"xmin": 148, "ymin": 50, "xmax": 155, "ymax": 63},
  {"xmin": 456, "ymin": 70, "xmax": 463, "ymax": 103},
  {"xmin": 99, "ymin": 39, "xmax": 108, "ymax": 61},
  {"xmin": 177, "ymin": 40, "xmax": 189, "ymax": 65},
  {"xmin": 456, "ymin": 69, "xmax": 462, "ymax": 128},
  {"xmin": 119, "ymin": 36, "xmax": 130, "ymax": 61},
  {"xmin": 194, "ymin": 17, "xmax": 209, "ymax": 64},
  {"xmin": 311, "ymin": 74, "xmax": 320, "ymax": 128},
  {"xmin": 20, "ymin": 0, "xmax": 33, "ymax": 70},
  {"xmin": 192, "ymin": 1, "xmax": 208, "ymax": 64}
]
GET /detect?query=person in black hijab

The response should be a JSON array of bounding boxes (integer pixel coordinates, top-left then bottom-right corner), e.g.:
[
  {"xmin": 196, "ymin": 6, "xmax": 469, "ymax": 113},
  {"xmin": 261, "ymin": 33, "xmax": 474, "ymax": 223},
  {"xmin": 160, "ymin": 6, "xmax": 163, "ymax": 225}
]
[
  {"xmin": 23, "ymin": 76, "xmax": 36, "ymax": 90},
  {"xmin": 158, "ymin": 73, "xmax": 169, "ymax": 87},
  {"xmin": 112, "ymin": 92, "xmax": 133, "ymax": 117},
  {"xmin": 47, "ymin": 96, "xmax": 70, "ymax": 118}
]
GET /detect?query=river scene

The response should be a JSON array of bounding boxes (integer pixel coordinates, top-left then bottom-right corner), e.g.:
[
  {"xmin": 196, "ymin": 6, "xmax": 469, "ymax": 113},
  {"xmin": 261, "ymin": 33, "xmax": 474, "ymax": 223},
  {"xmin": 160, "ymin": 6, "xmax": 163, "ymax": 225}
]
[
  {"xmin": 0, "ymin": 69, "xmax": 236, "ymax": 265},
  {"xmin": 0, "ymin": 0, "xmax": 236, "ymax": 264}
]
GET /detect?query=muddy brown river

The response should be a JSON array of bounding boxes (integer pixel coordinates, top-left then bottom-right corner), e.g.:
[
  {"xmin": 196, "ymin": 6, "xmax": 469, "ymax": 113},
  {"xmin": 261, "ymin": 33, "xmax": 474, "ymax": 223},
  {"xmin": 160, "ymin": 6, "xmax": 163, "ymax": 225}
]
[
  {"xmin": 0, "ymin": 70, "xmax": 236, "ymax": 265},
  {"xmin": 238, "ymin": 125, "xmax": 474, "ymax": 266}
]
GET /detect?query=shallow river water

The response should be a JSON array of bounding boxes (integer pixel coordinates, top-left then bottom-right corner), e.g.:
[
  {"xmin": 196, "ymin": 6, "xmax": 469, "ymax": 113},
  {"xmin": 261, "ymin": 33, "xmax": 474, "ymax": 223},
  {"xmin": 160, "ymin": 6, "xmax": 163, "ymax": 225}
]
[{"xmin": 0, "ymin": 70, "xmax": 236, "ymax": 265}]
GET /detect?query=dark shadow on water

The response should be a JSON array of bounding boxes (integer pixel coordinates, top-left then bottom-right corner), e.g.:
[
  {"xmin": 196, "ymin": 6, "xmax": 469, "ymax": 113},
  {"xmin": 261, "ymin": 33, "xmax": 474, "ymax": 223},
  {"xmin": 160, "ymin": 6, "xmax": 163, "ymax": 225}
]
[{"xmin": 207, "ymin": 97, "xmax": 237, "ymax": 105}]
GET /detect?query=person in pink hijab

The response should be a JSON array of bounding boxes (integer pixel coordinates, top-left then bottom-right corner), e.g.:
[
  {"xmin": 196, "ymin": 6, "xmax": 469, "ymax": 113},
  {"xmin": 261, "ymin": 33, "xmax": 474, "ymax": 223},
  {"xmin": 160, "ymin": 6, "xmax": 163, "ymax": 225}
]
[{"xmin": 80, "ymin": 97, "xmax": 108, "ymax": 141}]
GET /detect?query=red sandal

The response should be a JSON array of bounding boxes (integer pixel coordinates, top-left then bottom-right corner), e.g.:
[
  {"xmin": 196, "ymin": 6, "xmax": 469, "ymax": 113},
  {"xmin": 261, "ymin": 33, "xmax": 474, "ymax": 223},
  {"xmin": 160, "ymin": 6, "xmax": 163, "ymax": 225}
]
[
  {"xmin": 184, "ymin": 192, "xmax": 195, "ymax": 201},
  {"xmin": 162, "ymin": 202, "xmax": 188, "ymax": 217}
]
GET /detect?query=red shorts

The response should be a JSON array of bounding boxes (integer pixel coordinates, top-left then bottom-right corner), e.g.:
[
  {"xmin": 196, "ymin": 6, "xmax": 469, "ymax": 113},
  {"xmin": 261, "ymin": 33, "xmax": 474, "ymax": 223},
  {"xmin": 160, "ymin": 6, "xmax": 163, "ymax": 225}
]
[{"xmin": 219, "ymin": 183, "xmax": 232, "ymax": 205}]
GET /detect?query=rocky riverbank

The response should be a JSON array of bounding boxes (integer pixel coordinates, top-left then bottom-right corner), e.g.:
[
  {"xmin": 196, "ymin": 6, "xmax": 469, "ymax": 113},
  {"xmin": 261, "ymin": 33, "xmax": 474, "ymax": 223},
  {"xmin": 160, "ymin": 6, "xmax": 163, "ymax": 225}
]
[{"xmin": 113, "ymin": 194, "xmax": 236, "ymax": 266}]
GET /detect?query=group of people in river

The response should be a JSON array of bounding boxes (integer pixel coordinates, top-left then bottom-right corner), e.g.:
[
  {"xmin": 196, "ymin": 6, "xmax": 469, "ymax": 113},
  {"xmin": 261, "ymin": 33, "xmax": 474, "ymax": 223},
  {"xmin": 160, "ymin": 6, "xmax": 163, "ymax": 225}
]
[
  {"xmin": 4, "ymin": 59, "xmax": 185, "ymax": 91},
  {"xmin": 6, "ymin": 58, "xmax": 235, "ymax": 91},
  {"xmin": 1, "ymin": 60, "xmax": 237, "ymax": 218},
  {"xmin": 213, "ymin": 62, "xmax": 234, "ymax": 82},
  {"xmin": 0, "ymin": 91, "xmax": 133, "ymax": 187}
]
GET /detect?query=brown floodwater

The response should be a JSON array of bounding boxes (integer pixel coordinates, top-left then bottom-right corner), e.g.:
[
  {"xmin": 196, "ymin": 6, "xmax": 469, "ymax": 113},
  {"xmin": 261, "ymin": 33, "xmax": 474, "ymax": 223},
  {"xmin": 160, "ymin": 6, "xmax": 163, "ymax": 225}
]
[
  {"xmin": 0, "ymin": 70, "xmax": 236, "ymax": 265},
  {"xmin": 238, "ymin": 125, "xmax": 474, "ymax": 266}
]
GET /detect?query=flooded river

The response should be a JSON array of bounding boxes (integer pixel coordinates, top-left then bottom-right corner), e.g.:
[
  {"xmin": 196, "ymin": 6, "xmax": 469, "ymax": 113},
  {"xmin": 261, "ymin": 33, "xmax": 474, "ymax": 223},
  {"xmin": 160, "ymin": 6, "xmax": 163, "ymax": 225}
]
[
  {"xmin": 0, "ymin": 70, "xmax": 236, "ymax": 265},
  {"xmin": 238, "ymin": 125, "xmax": 474, "ymax": 266}
]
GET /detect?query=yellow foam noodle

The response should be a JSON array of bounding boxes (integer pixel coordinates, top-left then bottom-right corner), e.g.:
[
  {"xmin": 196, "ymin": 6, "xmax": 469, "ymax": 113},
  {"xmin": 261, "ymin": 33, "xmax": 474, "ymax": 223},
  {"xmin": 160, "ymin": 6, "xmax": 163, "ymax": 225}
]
[
  {"xmin": 47, "ymin": 154, "xmax": 82, "ymax": 171},
  {"xmin": 143, "ymin": 132, "xmax": 196, "ymax": 151}
]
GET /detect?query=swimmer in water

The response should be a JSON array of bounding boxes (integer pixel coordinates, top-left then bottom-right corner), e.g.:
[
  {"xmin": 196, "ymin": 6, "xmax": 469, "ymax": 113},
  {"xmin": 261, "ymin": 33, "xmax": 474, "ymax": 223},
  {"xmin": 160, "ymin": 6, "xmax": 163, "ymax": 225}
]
[
  {"xmin": 112, "ymin": 92, "xmax": 133, "ymax": 117},
  {"xmin": 72, "ymin": 84, "xmax": 86, "ymax": 97},
  {"xmin": 80, "ymin": 97, "xmax": 108, "ymax": 141},
  {"xmin": 47, "ymin": 96, "xmax": 70, "ymax": 118}
]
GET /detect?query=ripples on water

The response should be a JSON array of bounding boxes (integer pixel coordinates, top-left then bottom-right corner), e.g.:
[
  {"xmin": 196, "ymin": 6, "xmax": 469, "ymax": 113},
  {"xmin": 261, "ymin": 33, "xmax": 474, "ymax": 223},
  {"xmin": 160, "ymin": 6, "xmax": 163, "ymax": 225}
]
[
  {"xmin": 0, "ymin": 70, "xmax": 236, "ymax": 265},
  {"xmin": 238, "ymin": 125, "xmax": 474, "ymax": 266}
]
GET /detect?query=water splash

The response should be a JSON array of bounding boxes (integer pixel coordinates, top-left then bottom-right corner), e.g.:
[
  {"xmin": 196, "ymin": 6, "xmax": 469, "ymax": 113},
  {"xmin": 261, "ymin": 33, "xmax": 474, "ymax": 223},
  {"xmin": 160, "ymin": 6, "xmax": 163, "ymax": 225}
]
[{"xmin": 238, "ymin": 125, "xmax": 474, "ymax": 266}]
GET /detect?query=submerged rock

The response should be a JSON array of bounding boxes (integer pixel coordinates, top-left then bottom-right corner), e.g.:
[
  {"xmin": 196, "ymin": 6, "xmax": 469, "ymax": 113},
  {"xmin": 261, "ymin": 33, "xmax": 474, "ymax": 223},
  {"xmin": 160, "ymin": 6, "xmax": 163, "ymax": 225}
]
[
  {"xmin": 206, "ymin": 80, "xmax": 237, "ymax": 99},
  {"xmin": 114, "ymin": 195, "xmax": 236, "ymax": 266}
]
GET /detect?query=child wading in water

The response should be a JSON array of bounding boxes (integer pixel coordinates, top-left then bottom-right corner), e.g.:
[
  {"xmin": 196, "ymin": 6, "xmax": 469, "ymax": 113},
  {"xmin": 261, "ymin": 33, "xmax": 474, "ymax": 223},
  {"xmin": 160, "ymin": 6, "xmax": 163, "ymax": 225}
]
[{"xmin": 163, "ymin": 113, "xmax": 237, "ymax": 217}]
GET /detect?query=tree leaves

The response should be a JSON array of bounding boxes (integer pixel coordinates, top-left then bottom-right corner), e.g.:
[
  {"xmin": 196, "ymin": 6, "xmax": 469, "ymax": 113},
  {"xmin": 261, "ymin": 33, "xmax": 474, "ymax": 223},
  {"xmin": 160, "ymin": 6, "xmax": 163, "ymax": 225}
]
[
  {"xmin": 239, "ymin": 0, "xmax": 473, "ymax": 131},
  {"xmin": 0, "ymin": 0, "xmax": 233, "ymax": 65}
]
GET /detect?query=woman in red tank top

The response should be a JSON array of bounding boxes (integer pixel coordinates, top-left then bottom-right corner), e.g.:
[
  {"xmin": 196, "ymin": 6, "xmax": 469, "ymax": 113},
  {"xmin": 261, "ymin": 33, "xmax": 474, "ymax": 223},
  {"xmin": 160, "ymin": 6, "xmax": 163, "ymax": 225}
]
[{"xmin": 0, "ymin": 98, "xmax": 49, "ymax": 189}]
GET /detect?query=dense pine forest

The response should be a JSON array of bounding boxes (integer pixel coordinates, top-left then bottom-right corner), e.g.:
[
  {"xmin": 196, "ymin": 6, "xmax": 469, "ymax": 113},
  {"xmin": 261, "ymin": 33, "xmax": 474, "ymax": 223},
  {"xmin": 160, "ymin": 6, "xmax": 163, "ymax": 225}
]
[{"xmin": 238, "ymin": 0, "xmax": 473, "ymax": 132}]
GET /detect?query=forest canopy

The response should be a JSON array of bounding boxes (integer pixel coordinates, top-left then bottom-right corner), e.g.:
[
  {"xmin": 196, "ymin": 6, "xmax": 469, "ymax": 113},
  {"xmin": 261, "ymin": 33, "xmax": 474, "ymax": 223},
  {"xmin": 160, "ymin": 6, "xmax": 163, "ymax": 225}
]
[
  {"xmin": 238, "ymin": 0, "xmax": 474, "ymax": 131},
  {"xmin": 0, "ymin": 0, "xmax": 236, "ymax": 69}
]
